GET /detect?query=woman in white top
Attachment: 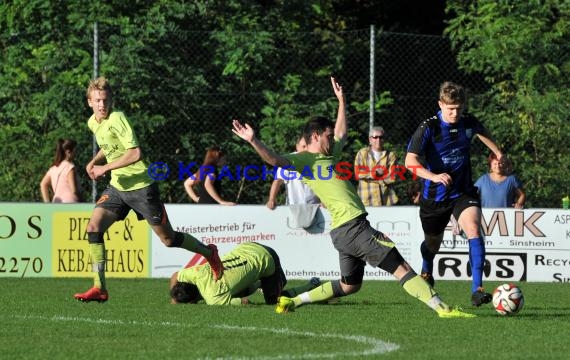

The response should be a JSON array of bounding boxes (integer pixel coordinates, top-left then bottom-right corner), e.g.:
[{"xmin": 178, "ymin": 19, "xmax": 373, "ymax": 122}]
[{"xmin": 40, "ymin": 139, "xmax": 81, "ymax": 203}]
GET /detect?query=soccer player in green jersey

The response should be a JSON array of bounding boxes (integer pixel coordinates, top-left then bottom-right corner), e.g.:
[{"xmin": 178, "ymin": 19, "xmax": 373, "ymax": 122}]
[
  {"xmin": 231, "ymin": 77, "xmax": 474, "ymax": 318},
  {"xmin": 170, "ymin": 242, "xmax": 320, "ymax": 305},
  {"xmin": 74, "ymin": 77, "xmax": 223, "ymax": 303}
]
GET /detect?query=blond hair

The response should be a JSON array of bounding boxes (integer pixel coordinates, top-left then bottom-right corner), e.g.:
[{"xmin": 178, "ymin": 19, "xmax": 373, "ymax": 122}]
[{"xmin": 87, "ymin": 76, "xmax": 113, "ymax": 99}]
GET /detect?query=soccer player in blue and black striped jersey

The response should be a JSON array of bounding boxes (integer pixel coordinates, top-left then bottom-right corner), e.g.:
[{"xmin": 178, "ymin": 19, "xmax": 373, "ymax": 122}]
[{"xmin": 405, "ymin": 81, "xmax": 507, "ymax": 306}]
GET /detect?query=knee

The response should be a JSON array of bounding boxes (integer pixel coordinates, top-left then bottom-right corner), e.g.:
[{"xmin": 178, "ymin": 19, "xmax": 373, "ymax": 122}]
[
  {"xmin": 335, "ymin": 276, "xmax": 362, "ymax": 296},
  {"xmin": 341, "ymin": 282, "xmax": 361, "ymax": 295},
  {"xmin": 424, "ymin": 235, "xmax": 442, "ymax": 252},
  {"xmin": 161, "ymin": 231, "xmax": 184, "ymax": 248},
  {"xmin": 160, "ymin": 236, "xmax": 176, "ymax": 247},
  {"xmin": 462, "ymin": 224, "xmax": 481, "ymax": 238},
  {"xmin": 86, "ymin": 222, "xmax": 100, "ymax": 233}
]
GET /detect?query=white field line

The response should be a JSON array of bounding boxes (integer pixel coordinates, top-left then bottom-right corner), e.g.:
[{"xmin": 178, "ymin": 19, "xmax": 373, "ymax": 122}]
[{"xmin": 12, "ymin": 314, "xmax": 399, "ymax": 359}]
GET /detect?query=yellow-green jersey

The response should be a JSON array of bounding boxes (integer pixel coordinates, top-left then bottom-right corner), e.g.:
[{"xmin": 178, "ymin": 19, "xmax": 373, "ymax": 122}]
[
  {"xmin": 283, "ymin": 138, "xmax": 366, "ymax": 229},
  {"xmin": 88, "ymin": 111, "xmax": 153, "ymax": 191},
  {"xmin": 176, "ymin": 242, "xmax": 275, "ymax": 305}
]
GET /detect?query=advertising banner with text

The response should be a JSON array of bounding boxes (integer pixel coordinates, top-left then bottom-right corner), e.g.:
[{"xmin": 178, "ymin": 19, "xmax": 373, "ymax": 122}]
[
  {"xmin": 153, "ymin": 205, "xmax": 570, "ymax": 283},
  {"xmin": 1, "ymin": 203, "xmax": 568, "ymax": 282},
  {"xmin": 0, "ymin": 203, "xmax": 150, "ymax": 278}
]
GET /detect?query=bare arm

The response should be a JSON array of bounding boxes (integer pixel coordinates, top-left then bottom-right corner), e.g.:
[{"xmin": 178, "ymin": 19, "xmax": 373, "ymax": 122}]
[
  {"xmin": 514, "ymin": 187, "xmax": 526, "ymax": 208},
  {"xmin": 86, "ymin": 149, "xmax": 107, "ymax": 180},
  {"xmin": 476, "ymin": 129, "xmax": 503, "ymax": 159},
  {"xmin": 67, "ymin": 167, "xmax": 81, "ymax": 202},
  {"xmin": 232, "ymin": 120, "xmax": 291, "ymax": 168},
  {"xmin": 40, "ymin": 172, "xmax": 51, "ymax": 202},
  {"xmin": 331, "ymin": 77, "xmax": 347, "ymax": 141},
  {"xmin": 169, "ymin": 272, "xmax": 179, "ymax": 304},
  {"xmin": 86, "ymin": 148, "xmax": 106, "ymax": 169},
  {"xmin": 405, "ymin": 152, "xmax": 453, "ymax": 187},
  {"xmin": 184, "ymin": 176, "xmax": 200, "ymax": 203},
  {"xmin": 89, "ymin": 147, "xmax": 142, "ymax": 180},
  {"xmin": 266, "ymin": 179, "xmax": 284, "ymax": 210}
]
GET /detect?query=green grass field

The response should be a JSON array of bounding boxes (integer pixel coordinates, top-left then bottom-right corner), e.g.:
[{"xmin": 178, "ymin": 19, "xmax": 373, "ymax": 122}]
[{"xmin": 2, "ymin": 278, "xmax": 569, "ymax": 359}]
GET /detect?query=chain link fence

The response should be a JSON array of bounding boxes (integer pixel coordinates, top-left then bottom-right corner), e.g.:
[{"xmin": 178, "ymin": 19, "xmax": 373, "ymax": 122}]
[
  {"xmin": 107, "ymin": 27, "xmax": 488, "ymax": 204},
  {"xmin": 2, "ymin": 27, "xmax": 492, "ymax": 204}
]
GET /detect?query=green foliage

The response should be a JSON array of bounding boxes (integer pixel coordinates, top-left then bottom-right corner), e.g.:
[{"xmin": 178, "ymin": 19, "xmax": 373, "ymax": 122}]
[
  {"xmin": 446, "ymin": 0, "xmax": 570, "ymax": 207},
  {"xmin": 259, "ymin": 74, "xmax": 308, "ymax": 153},
  {"xmin": 2, "ymin": 0, "xmax": 568, "ymax": 207}
]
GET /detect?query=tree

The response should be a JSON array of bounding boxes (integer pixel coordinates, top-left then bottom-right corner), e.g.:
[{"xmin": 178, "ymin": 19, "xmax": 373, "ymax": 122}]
[
  {"xmin": 446, "ymin": 0, "xmax": 570, "ymax": 207},
  {"xmin": 0, "ymin": 0, "xmax": 365, "ymax": 203}
]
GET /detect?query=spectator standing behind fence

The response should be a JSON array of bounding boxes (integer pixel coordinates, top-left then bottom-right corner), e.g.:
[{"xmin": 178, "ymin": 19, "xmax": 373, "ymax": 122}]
[
  {"xmin": 184, "ymin": 146, "xmax": 236, "ymax": 206},
  {"xmin": 266, "ymin": 136, "xmax": 320, "ymax": 209},
  {"xmin": 475, "ymin": 152, "xmax": 525, "ymax": 208},
  {"xmin": 354, "ymin": 126, "xmax": 399, "ymax": 206},
  {"xmin": 40, "ymin": 139, "xmax": 81, "ymax": 203},
  {"xmin": 266, "ymin": 135, "xmax": 321, "ymax": 228}
]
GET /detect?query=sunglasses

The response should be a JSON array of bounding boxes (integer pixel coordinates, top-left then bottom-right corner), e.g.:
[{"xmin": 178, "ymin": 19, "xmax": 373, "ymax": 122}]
[{"xmin": 370, "ymin": 135, "xmax": 384, "ymax": 139}]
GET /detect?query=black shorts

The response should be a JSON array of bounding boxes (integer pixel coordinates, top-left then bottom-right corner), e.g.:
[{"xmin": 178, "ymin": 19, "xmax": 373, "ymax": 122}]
[
  {"xmin": 95, "ymin": 182, "xmax": 167, "ymax": 226},
  {"xmin": 330, "ymin": 215, "xmax": 396, "ymax": 280},
  {"xmin": 419, "ymin": 191, "xmax": 480, "ymax": 236}
]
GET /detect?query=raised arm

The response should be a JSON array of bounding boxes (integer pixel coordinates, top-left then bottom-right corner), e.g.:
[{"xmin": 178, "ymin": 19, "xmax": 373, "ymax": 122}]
[
  {"xmin": 232, "ymin": 120, "xmax": 291, "ymax": 168},
  {"xmin": 331, "ymin": 77, "xmax": 347, "ymax": 141}
]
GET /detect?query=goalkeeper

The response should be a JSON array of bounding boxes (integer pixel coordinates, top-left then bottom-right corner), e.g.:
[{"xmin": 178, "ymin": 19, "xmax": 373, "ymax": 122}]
[{"xmin": 170, "ymin": 242, "xmax": 319, "ymax": 305}]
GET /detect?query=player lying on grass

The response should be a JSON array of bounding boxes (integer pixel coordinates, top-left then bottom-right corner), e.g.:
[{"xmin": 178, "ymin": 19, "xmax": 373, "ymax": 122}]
[
  {"xmin": 231, "ymin": 76, "xmax": 475, "ymax": 318},
  {"xmin": 170, "ymin": 242, "xmax": 320, "ymax": 305}
]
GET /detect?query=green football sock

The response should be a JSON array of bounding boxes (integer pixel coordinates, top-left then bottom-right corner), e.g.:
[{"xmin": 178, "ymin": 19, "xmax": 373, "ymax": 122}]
[
  {"xmin": 402, "ymin": 275, "xmax": 448, "ymax": 311},
  {"xmin": 293, "ymin": 281, "xmax": 335, "ymax": 307},
  {"xmin": 282, "ymin": 280, "xmax": 319, "ymax": 298},
  {"xmin": 90, "ymin": 243, "xmax": 106, "ymax": 290}
]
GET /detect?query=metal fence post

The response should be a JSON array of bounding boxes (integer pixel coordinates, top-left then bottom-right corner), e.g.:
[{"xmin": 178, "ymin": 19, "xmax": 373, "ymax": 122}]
[
  {"xmin": 92, "ymin": 21, "xmax": 99, "ymax": 203},
  {"xmin": 369, "ymin": 24, "xmax": 375, "ymax": 134}
]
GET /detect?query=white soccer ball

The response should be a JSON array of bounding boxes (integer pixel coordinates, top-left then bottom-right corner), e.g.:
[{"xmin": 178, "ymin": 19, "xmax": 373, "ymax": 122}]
[{"xmin": 492, "ymin": 283, "xmax": 524, "ymax": 316}]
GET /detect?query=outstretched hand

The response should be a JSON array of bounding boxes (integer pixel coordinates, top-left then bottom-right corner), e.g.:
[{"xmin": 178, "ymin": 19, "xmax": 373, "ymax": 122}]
[
  {"xmin": 330, "ymin": 76, "xmax": 344, "ymax": 102},
  {"xmin": 232, "ymin": 119, "xmax": 255, "ymax": 142}
]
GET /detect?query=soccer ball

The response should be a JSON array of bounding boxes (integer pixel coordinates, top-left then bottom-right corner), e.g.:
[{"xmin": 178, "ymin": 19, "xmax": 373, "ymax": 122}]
[{"xmin": 492, "ymin": 283, "xmax": 524, "ymax": 316}]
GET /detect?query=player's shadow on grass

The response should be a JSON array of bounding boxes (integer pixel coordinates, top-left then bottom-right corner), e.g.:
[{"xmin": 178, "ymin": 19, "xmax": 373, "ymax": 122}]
[{"xmin": 476, "ymin": 305, "xmax": 570, "ymax": 318}]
